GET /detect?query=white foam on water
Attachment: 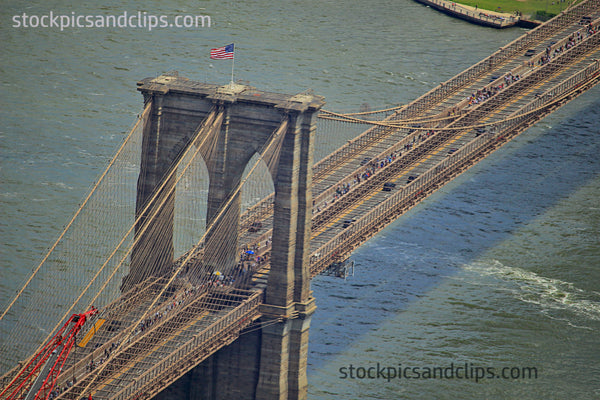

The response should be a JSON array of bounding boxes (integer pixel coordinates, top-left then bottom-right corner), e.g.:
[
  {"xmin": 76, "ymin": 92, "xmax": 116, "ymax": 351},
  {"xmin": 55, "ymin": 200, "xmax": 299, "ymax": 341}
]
[{"xmin": 463, "ymin": 259, "xmax": 600, "ymax": 323}]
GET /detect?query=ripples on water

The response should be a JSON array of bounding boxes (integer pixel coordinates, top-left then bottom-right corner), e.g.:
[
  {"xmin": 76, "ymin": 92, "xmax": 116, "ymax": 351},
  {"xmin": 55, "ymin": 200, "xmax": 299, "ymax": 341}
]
[{"xmin": 1, "ymin": 1, "xmax": 599, "ymax": 398}]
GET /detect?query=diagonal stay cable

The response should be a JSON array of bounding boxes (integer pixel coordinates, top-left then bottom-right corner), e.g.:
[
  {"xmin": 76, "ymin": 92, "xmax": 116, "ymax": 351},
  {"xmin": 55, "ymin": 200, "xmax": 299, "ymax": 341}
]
[
  {"xmin": 79, "ymin": 114, "xmax": 290, "ymax": 397},
  {"xmin": 0, "ymin": 104, "xmax": 151, "ymax": 324},
  {"xmin": 7, "ymin": 106, "xmax": 220, "ymax": 390}
]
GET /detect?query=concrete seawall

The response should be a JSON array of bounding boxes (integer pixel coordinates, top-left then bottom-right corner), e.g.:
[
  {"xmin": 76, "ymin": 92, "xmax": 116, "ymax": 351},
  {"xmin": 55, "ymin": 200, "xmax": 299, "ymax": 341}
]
[{"xmin": 414, "ymin": 0, "xmax": 522, "ymax": 28}]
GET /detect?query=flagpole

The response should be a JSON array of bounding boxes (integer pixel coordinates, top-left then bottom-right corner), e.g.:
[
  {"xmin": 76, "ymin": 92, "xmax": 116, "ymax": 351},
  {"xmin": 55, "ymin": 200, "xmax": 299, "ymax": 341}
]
[
  {"xmin": 230, "ymin": 44, "xmax": 235, "ymax": 87},
  {"xmin": 231, "ymin": 55, "xmax": 235, "ymax": 87}
]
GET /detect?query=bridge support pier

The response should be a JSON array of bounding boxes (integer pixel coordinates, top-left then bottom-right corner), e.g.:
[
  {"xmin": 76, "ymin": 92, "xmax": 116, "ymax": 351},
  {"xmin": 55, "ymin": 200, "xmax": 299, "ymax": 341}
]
[
  {"xmin": 254, "ymin": 299, "xmax": 316, "ymax": 400},
  {"xmin": 157, "ymin": 328, "xmax": 263, "ymax": 400},
  {"xmin": 133, "ymin": 74, "xmax": 324, "ymax": 400},
  {"xmin": 254, "ymin": 98, "xmax": 318, "ymax": 400}
]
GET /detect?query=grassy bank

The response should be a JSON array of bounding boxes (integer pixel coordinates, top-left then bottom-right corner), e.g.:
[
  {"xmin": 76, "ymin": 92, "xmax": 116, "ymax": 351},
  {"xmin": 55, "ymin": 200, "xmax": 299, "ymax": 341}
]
[{"xmin": 456, "ymin": 0, "xmax": 580, "ymax": 20}]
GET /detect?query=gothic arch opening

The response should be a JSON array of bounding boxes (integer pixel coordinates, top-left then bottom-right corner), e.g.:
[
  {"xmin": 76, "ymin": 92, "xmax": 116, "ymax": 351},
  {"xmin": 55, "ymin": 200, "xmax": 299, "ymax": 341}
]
[
  {"xmin": 240, "ymin": 151, "xmax": 275, "ymax": 218},
  {"xmin": 173, "ymin": 146, "xmax": 210, "ymax": 259}
]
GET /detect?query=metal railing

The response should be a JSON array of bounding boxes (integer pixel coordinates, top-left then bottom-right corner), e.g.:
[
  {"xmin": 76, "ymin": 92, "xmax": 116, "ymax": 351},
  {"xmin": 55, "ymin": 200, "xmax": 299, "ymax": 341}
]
[
  {"xmin": 111, "ymin": 291, "xmax": 262, "ymax": 400},
  {"xmin": 311, "ymin": 0, "xmax": 599, "ymax": 181},
  {"xmin": 309, "ymin": 42, "xmax": 600, "ymax": 275}
]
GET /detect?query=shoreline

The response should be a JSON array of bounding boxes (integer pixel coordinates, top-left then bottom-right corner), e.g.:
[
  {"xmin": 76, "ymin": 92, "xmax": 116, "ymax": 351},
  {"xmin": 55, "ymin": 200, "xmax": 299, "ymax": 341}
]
[{"xmin": 414, "ymin": 0, "xmax": 541, "ymax": 28}]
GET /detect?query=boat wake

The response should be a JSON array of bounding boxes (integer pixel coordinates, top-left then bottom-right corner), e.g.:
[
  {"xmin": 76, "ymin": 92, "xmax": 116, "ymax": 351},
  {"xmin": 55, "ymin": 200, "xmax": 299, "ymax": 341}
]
[{"xmin": 463, "ymin": 259, "xmax": 600, "ymax": 324}]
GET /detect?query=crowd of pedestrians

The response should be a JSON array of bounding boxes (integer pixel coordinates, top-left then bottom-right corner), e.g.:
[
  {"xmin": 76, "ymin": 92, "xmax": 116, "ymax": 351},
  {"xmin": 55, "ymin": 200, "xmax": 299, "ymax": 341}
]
[
  {"xmin": 529, "ymin": 24, "xmax": 597, "ymax": 68},
  {"xmin": 48, "ymin": 378, "xmax": 76, "ymax": 399},
  {"xmin": 467, "ymin": 72, "xmax": 520, "ymax": 107},
  {"xmin": 235, "ymin": 241, "xmax": 270, "ymax": 282},
  {"xmin": 312, "ymin": 129, "xmax": 438, "ymax": 215}
]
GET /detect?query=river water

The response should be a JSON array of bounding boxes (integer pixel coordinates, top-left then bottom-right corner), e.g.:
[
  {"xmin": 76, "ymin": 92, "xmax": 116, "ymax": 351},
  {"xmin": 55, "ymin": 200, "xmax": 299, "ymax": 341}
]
[{"xmin": 1, "ymin": 0, "xmax": 599, "ymax": 398}]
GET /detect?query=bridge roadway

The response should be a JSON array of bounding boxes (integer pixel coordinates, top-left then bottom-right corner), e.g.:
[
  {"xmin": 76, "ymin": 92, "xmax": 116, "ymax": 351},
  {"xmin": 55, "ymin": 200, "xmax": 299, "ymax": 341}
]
[{"xmin": 3, "ymin": 2, "xmax": 600, "ymax": 399}]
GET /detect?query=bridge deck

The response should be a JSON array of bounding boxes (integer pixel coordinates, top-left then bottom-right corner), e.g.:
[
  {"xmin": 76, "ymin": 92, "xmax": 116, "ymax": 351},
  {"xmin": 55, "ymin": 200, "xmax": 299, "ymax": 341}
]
[{"xmin": 3, "ymin": 2, "xmax": 600, "ymax": 399}]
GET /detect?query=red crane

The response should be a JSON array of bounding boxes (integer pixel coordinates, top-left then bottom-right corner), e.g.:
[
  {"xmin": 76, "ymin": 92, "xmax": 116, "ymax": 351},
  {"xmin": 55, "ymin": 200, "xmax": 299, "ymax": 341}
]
[{"xmin": 1, "ymin": 307, "xmax": 98, "ymax": 400}]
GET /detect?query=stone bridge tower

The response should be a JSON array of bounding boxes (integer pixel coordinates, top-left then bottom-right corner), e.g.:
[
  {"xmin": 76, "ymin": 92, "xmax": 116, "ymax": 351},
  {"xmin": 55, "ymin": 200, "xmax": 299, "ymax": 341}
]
[{"xmin": 127, "ymin": 73, "xmax": 323, "ymax": 400}]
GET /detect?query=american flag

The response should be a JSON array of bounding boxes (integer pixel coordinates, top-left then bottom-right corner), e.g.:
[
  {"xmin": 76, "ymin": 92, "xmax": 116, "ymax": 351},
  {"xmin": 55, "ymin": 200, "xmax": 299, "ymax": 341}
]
[{"xmin": 210, "ymin": 43, "xmax": 234, "ymax": 59}]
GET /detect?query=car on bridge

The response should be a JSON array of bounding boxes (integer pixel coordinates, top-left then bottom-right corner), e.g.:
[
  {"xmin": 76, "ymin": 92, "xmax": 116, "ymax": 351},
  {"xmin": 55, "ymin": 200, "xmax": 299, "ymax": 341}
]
[
  {"xmin": 382, "ymin": 182, "xmax": 396, "ymax": 191},
  {"xmin": 360, "ymin": 157, "xmax": 372, "ymax": 166},
  {"xmin": 342, "ymin": 218, "xmax": 356, "ymax": 228},
  {"xmin": 248, "ymin": 221, "xmax": 262, "ymax": 232}
]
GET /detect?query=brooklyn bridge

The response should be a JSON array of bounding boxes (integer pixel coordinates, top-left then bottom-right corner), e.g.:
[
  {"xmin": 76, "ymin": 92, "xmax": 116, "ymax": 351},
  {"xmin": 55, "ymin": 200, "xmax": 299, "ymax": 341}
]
[{"xmin": 2, "ymin": 1, "xmax": 600, "ymax": 399}]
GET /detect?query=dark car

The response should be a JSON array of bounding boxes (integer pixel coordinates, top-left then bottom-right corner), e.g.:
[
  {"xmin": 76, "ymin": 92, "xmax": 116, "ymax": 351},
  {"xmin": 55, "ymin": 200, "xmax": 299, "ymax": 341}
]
[
  {"xmin": 248, "ymin": 221, "xmax": 262, "ymax": 232},
  {"xmin": 342, "ymin": 218, "xmax": 356, "ymax": 228},
  {"xmin": 382, "ymin": 182, "xmax": 396, "ymax": 191}
]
